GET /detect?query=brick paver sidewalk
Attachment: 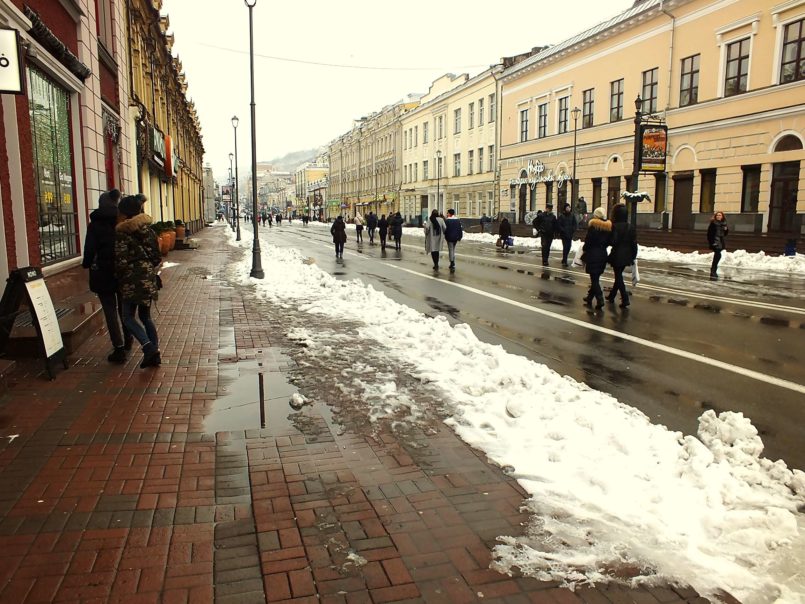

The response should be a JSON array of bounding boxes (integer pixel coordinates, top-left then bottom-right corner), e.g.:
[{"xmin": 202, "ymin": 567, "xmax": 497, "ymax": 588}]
[{"xmin": 0, "ymin": 226, "xmax": 710, "ymax": 603}]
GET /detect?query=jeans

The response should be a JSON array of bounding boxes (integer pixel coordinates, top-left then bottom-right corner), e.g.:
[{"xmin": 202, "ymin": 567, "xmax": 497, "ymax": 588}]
[
  {"xmin": 711, "ymin": 249, "xmax": 722, "ymax": 275},
  {"xmin": 121, "ymin": 301, "xmax": 158, "ymax": 349},
  {"xmin": 97, "ymin": 291, "xmax": 127, "ymax": 348},
  {"xmin": 447, "ymin": 241, "xmax": 457, "ymax": 265},
  {"xmin": 356, "ymin": 225, "xmax": 363, "ymax": 242},
  {"xmin": 368, "ymin": 227, "xmax": 375, "ymax": 243},
  {"xmin": 335, "ymin": 242, "xmax": 344, "ymax": 257}
]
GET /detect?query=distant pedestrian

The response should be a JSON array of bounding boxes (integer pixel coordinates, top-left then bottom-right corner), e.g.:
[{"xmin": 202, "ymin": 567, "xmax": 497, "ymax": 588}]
[
  {"xmin": 366, "ymin": 212, "xmax": 378, "ymax": 244},
  {"xmin": 331, "ymin": 215, "xmax": 346, "ymax": 259},
  {"xmin": 378, "ymin": 214, "xmax": 389, "ymax": 250},
  {"xmin": 582, "ymin": 207, "xmax": 612, "ymax": 310},
  {"xmin": 498, "ymin": 217, "xmax": 512, "ymax": 250},
  {"xmin": 444, "ymin": 208, "xmax": 463, "ymax": 272},
  {"xmin": 424, "ymin": 209, "xmax": 447, "ymax": 270},
  {"xmin": 607, "ymin": 203, "xmax": 638, "ymax": 308},
  {"xmin": 115, "ymin": 195, "xmax": 162, "ymax": 368},
  {"xmin": 557, "ymin": 203, "xmax": 578, "ymax": 266},
  {"xmin": 82, "ymin": 189, "xmax": 131, "ymax": 364},
  {"xmin": 707, "ymin": 211, "xmax": 729, "ymax": 280},
  {"xmin": 535, "ymin": 202, "xmax": 557, "ymax": 265},
  {"xmin": 576, "ymin": 196, "xmax": 589, "ymax": 227},
  {"xmin": 354, "ymin": 213, "xmax": 364, "ymax": 243},
  {"xmin": 391, "ymin": 212, "xmax": 403, "ymax": 250},
  {"xmin": 268, "ymin": 213, "xmax": 273, "ymax": 227},
  {"xmin": 276, "ymin": 214, "xmax": 282, "ymax": 225}
]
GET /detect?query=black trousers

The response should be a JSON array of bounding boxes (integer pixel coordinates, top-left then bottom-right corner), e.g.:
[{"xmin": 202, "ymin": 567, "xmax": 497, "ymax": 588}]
[
  {"xmin": 431, "ymin": 251, "xmax": 440, "ymax": 268},
  {"xmin": 541, "ymin": 235, "xmax": 553, "ymax": 262},
  {"xmin": 379, "ymin": 233, "xmax": 387, "ymax": 248},
  {"xmin": 711, "ymin": 249, "xmax": 722, "ymax": 274},
  {"xmin": 561, "ymin": 237, "xmax": 572, "ymax": 263},
  {"xmin": 97, "ymin": 291, "xmax": 129, "ymax": 348},
  {"xmin": 335, "ymin": 242, "xmax": 344, "ymax": 256},
  {"xmin": 588, "ymin": 272, "xmax": 604, "ymax": 302},
  {"xmin": 610, "ymin": 266, "xmax": 628, "ymax": 301}
]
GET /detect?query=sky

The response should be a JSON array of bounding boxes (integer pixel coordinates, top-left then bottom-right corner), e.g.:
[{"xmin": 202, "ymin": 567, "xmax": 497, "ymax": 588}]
[
  {"xmin": 209, "ymin": 221, "xmax": 805, "ymax": 601},
  {"xmin": 164, "ymin": 0, "xmax": 637, "ymax": 183}
]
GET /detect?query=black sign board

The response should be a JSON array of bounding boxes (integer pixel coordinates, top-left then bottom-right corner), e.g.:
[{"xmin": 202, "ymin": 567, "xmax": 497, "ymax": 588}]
[{"xmin": 0, "ymin": 267, "xmax": 68, "ymax": 379}]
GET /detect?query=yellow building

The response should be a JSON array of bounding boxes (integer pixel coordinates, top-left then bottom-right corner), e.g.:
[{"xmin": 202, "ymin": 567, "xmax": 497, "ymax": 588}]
[
  {"xmin": 499, "ymin": 0, "xmax": 805, "ymax": 235},
  {"xmin": 294, "ymin": 162, "xmax": 328, "ymax": 218}
]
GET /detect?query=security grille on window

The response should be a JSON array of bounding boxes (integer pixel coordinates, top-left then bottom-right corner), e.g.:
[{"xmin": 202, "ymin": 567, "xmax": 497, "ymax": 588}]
[
  {"xmin": 680, "ymin": 54, "xmax": 700, "ymax": 106},
  {"xmin": 558, "ymin": 97, "xmax": 569, "ymax": 134},
  {"xmin": 781, "ymin": 18, "xmax": 805, "ymax": 83},
  {"xmin": 519, "ymin": 108, "xmax": 529, "ymax": 142},
  {"xmin": 454, "ymin": 153, "xmax": 461, "ymax": 177},
  {"xmin": 582, "ymin": 89, "xmax": 594, "ymax": 128},
  {"xmin": 610, "ymin": 79, "xmax": 623, "ymax": 121},
  {"xmin": 642, "ymin": 68, "xmax": 659, "ymax": 112},
  {"xmin": 538, "ymin": 103, "xmax": 547, "ymax": 138},
  {"xmin": 725, "ymin": 39, "xmax": 750, "ymax": 96},
  {"xmin": 454, "ymin": 108, "xmax": 461, "ymax": 134}
]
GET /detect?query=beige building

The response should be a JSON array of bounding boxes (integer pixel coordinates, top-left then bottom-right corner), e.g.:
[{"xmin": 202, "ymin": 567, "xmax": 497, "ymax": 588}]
[
  {"xmin": 499, "ymin": 0, "xmax": 805, "ymax": 234},
  {"xmin": 401, "ymin": 70, "xmax": 502, "ymax": 224},
  {"xmin": 294, "ymin": 162, "xmax": 328, "ymax": 217}
]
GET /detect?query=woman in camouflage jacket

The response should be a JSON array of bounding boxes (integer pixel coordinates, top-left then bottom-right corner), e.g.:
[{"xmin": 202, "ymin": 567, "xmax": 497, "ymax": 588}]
[{"xmin": 115, "ymin": 196, "xmax": 162, "ymax": 368}]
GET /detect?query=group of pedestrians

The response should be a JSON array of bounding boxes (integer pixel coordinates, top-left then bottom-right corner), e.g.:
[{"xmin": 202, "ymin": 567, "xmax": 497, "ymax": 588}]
[
  {"xmin": 332, "ymin": 212, "xmax": 404, "ymax": 257},
  {"xmin": 424, "ymin": 209, "xmax": 463, "ymax": 272},
  {"xmin": 82, "ymin": 189, "xmax": 162, "ymax": 368}
]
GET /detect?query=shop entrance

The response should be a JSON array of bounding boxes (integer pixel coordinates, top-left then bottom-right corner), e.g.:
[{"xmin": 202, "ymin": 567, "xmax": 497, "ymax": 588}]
[
  {"xmin": 518, "ymin": 184, "xmax": 527, "ymax": 223},
  {"xmin": 768, "ymin": 161, "xmax": 799, "ymax": 232},
  {"xmin": 606, "ymin": 177, "xmax": 620, "ymax": 215},
  {"xmin": 672, "ymin": 173, "xmax": 694, "ymax": 230}
]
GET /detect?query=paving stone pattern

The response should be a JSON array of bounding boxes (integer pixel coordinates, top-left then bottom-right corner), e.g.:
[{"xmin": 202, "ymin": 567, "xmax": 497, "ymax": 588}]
[{"xmin": 0, "ymin": 227, "xmax": 714, "ymax": 603}]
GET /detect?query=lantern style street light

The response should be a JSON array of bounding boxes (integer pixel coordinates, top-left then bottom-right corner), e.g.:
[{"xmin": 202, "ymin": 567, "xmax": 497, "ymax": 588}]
[
  {"xmin": 245, "ymin": 0, "xmax": 264, "ymax": 278},
  {"xmin": 228, "ymin": 153, "xmax": 235, "ymax": 231},
  {"xmin": 630, "ymin": 95, "xmax": 643, "ymax": 226},
  {"xmin": 571, "ymin": 107, "xmax": 581, "ymax": 204},
  {"xmin": 232, "ymin": 115, "xmax": 241, "ymax": 241}
]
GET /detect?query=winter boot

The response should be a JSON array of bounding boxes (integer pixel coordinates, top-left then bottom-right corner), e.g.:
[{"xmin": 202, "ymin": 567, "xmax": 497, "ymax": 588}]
[
  {"xmin": 107, "ymin": 347, "xmax": 126, "ymax": 364},
  {"xmin": 140, "ymin": 342, "xmax": 161, "ymax": 368},
  {"xmin": 595, "ymin": 296, "xmax": 605, "ymax": 310},
  {"xmin": 123, "ymin": 335, "xmax": 134, "ymax": 351}
]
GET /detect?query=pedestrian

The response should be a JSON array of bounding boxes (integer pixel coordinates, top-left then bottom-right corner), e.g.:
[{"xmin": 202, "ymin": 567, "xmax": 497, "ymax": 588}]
[
  {"xmin": 330, "ymin": 215, "xmax": 347, "ymax": 259},
  {"xmin": 115, "ymin": 195, "xmax": 162, "ymax": 368},
  {"xmin": 535, "ymin": 202, "xmax": 557, "ymax": 265},
  {"xmin": 378, "ymin": 213, "xmax": 389, "ymax": 250},
  {"xmin": 391, "ymin": 212, "xmax": 403, "ymax": 250},
  {"xmin": 367, "ymin": 212, "xmax": 378, "ymax": 244},
  {"xmin": 82, "ymin": 189, "xmax": 132, "ymax": 364},
  {"xmin": 707, "ymin": 211, "xmax": 729, "ymax": 280},
  {"xmin": 497, "ymin": 217, "xmax": 512, "ymax": 250},
  {"xmin": 582, "ymin": 206, "xmax": 612, "ymax": 310},
  {"xmin": 444, "ymin": 208, "xmax": 463, "ymax": 272},
  {"xmin": 268, "ymin": 213, "xmax": 273, "ymax": 227},
  {"xmin": 424, "ymin": 209, "xmax": 447, "ymax": 270},
  {"xmin": 607, "ymin": 203, "xmax": 638, "ymax": 308},
  {"xmin": 276, "ymin": 214, "xmax": 282, "ymax": 225},
  {"xmin": 557, "ymin": 203, "xmax": 578, "ymax": 266},
  {"xmin": 354, "ymin": 213, "xmax": 364, "ymax": 243}
]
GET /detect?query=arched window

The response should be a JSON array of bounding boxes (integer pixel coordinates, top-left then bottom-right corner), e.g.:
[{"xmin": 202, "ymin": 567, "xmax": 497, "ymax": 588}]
[{"xmin": 774, "ymin": 135, "xmax": 803, "ymax": 152}]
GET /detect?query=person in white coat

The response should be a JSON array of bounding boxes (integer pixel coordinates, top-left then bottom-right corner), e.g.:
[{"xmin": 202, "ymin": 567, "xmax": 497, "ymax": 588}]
[
  {"xmin": 423, "ymin": 209, "xmax": 447, "ymax": 270},
  {"xmin": 354, "ymin": 213, "xmax": 364, "ymax": 243}
]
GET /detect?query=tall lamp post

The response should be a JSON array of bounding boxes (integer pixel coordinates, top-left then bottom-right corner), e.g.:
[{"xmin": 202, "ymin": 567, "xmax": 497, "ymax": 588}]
[
  {"xmin": 245, "ymin": 0, "xmax": 264, "ymax": 278},
  {"xmin": 228, "ymin": 153, "xmax": 234, "ymax": 231},
  {"xmin": 571, "ymin": 107, "xmax": 581, "ymax": 205},
  {"xmin": 436, "ymin": 149, "xmax": 442, "ymax": 215},
  {"xmin": 630, "ymin": 95, "xmax": 642, "ymax": 226},
  {"xmin": 232, "ymin": 115, "xmax": 241, "ymax": 241}
]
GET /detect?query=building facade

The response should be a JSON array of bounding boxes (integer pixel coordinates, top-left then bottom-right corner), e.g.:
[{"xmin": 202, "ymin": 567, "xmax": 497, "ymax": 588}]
[
  {"xmin": 499, "ymin": 0, "xmax": 805, "ymax": 233},
  {"xmin": 294, "ymin": 161, "xmax": 328, "ymax": 219},
  {"xmin": 401, "ymin": 70, "xmax": 501, "ymax": 224}
]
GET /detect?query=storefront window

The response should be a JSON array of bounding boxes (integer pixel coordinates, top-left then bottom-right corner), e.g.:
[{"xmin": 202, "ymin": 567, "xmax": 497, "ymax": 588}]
[
  {"xmin": 699, "ymin": 169, "xmax": 716, "ymax": 214},
  {"xmin": 741, "ymin": 165, "xmax": 760, "ymax": 212},
  {"xmin": 28, "ymin": 66, "xmax": 78, "ymax": 265}
]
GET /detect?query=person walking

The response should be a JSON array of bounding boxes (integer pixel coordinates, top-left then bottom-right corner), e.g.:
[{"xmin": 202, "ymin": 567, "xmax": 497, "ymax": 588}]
[
  {"xmin": 378, "ymin": 214, "xmax": 389, "ymax": 250},
  {"xmin": 354, "ymin": 213, "xmax": 364, "ymax": 243},
  {"xmin": 114, "ymin": 195, "xmax": 162, "ymax": 368},
  {"xmin": 366, "ymin": 212, "xmax": 378, "ymax": 244},
  {"xmin": 444, "ymin": 208, "xmax": 463, "ymax": 272},
  {"xmin": 391, "ymin": 212, "xmax": 403, "ymax": 250},
  {"xmin": 607, "ymin": 203, "xmax": 638, "ymax": 308},
  {"xmin": 424, "ymin": 209, "xmax": 447, "ymax": 270},
  {"xmin": 557, "ymin": 203, "xmax": 578, "ymax": 266},
  {"xmin": 707, "ymin": 211, "xmax": 729, "ymax": 280},
  {"xmin": 535, "ymin": 202, "xmax": 557, "ymax": 266},
  {"xmin": 331, "ymin": 215, "xmax": 347, "ymax": 259},
  {"xmin": 582, "ymin": 207, "xmax": 612, "ymax": 310},
  {"xmin": 82, "ymin": 189, "xmax": 131, "ymax": 364},
  {"xmin": 498, "ymin": 217, "xmax": 512, "ymax": 250}
]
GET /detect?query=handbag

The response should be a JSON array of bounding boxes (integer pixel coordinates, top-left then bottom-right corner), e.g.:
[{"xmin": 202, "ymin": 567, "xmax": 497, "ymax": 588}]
[
  {"xmin": 532, "ymin": 227, "xmax": 538, "ymax": 237},
  {"xmin": 624, "ymin": 260, "xmax": 640, "ymax": 286},
  {"xmin": 506, "ymin": 237, "xmax": 514, "ymax": 246},
  {"xmin": 496, "ymin": 238, "xmax": 504, "ymax": 248},
  {"xmin": 571, "ymin": 246, "xmax": 585, "ymax": 267}
]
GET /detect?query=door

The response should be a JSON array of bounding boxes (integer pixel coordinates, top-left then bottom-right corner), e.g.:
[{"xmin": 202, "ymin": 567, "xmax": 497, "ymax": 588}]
[
  {"xmin": 672, "ymin": 174, "xmax": 694, "ymax": 230},
  {"xmin": 518, "ymin": 184, "xmax": 527, "ymax": 223},
  {"xmin": 606, "ymin": 177, "xmax": 620, "ymax": 215},
  {"xmin": 769, "ymin": 161, "xmax": 799, "ymax": 232},
  {"xmin": 419, "ymin": 195, "xmax": 429, "ymax": 226}
]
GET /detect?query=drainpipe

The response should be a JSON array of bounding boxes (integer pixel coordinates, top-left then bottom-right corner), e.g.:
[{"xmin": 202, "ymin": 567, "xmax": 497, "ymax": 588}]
[{"xmin": 661, "ymin": 1, "xmax": 675, "ymax": 228}]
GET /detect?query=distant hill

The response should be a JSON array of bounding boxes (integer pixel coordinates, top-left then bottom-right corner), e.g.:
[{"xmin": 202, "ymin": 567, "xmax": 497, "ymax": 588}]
[{"xmin": 266, "ymin": 148, "xmax": 320, "ymax": 172}]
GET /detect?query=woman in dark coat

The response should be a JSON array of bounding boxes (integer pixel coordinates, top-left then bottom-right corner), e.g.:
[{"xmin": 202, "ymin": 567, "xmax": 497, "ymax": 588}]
[
  {"xmin": 330, "ymin": 215, "xmax": 347, "ymax": 258},
  {"xmin": 707, "ymin": 211, "xmax": 729, "ymax": 280},
  {"xmin": 498, "ymin": 217, "xmax": 512, "ymax": 250},
  {"xmin": 582, "ymin": 207, "xmax": 612, "ymax": 309},
  {"xmin": 378, "ymin": 214, "xmax": 389, "ymax": 250},
  {"xmin": 82, "ymin": 189, "xmax": 130, "ymax": 363},
  {"xmin": 115, "ymin": 196, "xmax": 162, "ymax": 368},
  {"xmin": 391, "ymin": 212, "xmax": 403, "ymax": 250},
  {"xmin": 607, "ymin": 203, "xmax": 638, "ymax": 308}
]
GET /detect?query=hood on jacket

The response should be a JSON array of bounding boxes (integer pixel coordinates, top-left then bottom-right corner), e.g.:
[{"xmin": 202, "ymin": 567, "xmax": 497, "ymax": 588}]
[
  {"xmin": 116, "ymin": 213, "xmax": 153, "ymax": 234},
  {"xmin": 612, "ymin": 203, "xmax": 628, "ymax": 224},
  {"xmin": 90, "ymin": 203, "xmax": 119, "ymax": 222},
  {"xmin": 587, "ymin": 217, "xmax": 612, "ymax": 231}
]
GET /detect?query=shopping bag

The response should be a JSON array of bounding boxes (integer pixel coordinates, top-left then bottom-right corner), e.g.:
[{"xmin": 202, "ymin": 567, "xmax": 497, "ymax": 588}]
[
  {"xmin": 571, "ymin": 246, "xmax": 585, "ymax": 267},
  {"xmin": 532, "ymin": 227, "xmax": 538, "ymax": 237},
  {"xmin": 506, "ymin": 237, "xmax": 514, "ymax": 246},
  {"xmin": 625, "ymin": 260, "xmax": 640, "ymax": 286}
]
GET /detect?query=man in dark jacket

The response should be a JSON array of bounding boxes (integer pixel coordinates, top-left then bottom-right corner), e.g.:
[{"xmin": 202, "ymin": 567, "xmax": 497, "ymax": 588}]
[
  {"xmin": 607, "ymin": 203, "xmax": 638, "ymax": 307},
  {"xmin": 535, "ymin": 202, "xmax": 557, "ymax": 265},
  {"xmin": 82, "ymin": 189, "xmax": 130, "ymax": 364},
  {"xmin": 556, "ymin": 203, "xmax": 578, "ymax": 266},
  {"xmin": 444, "ymin": 209, "xmax": 464, "ymax": 272},
  {"xmin": 366, "ymin": 212, "xmax": 378, "ymax": 244},
  {"xmin": 390, "ymin": 212, "xmax": 403, "ymax": 250}
]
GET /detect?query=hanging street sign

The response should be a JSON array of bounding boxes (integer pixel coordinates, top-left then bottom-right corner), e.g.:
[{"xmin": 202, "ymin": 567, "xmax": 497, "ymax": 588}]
[{"xmin": 0, "ymin": 28, "xmax": 24, "ymax": 95}]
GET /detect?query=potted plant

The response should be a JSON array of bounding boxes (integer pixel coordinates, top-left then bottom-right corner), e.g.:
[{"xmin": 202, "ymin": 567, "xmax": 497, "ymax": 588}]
[
  {"xmin": 174, "ymin": 219, "xmax": 186, "ymax": 241},
  {"xmin": 164, "ymin": 221, "xmax": 176, "ymax": 250}
]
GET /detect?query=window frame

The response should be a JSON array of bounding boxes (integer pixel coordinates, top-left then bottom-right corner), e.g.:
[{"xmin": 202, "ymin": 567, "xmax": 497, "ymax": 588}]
[
  {"xmin": 453, "ymin": 152, "xmax": 461, "ymax": 177},
  {"xmin": 454, "ymin": 108, "xmax": 462, "ymax": 134},
  {"xmin": 610, "ymin": 79, "xmax": 624, "ymax": 122},
  {"xmin": 468, "ymin": 150, "xmax": 474, "ymax": 175},
  {"xmin": 423, "ymin": 121, "xmax": 429, "ymax": 144},
  {"xmin": 699, "ymin": 169, "xmax": 717, "ymax": 214},
  {"xmin": 469, "ymin": 102, "xmax": 475, "ymax": 129},
  {"xmin": 489, "ymin": 93, "xmax": 496, "ymax": 122},
  {"xmin": 478, "ymin": 147, "xmax": 484, "ymax": 174},
  {"xmin": 519, "ymin": 108, "xmax": 529, "ymax": 142},
  {"xmin": 488, "ymin": 145, "xmax": 494, "ymax": 172},
  {"xmin": 538, "ymin": 103, "xmax": 548, "ymax": 138},
  {"xmin": 740, "ymin": 164, "xmax": 761, "ymax": 212},
  {"xmin": 478, "ymin": 98, "xmax": 485, "ymax": 124},
  {"xmin": 724, "ymin": 37, "xmax": 750, "ymax": 97},
  {"xmin": 641, "ymin": 68, "xmax": 659, "ymax": 113},
  {"xmin": 582, "ymin": 88, "xmax": 594, "ymax": 129},
  {"xmin": 679, "ymin": 54, "xmax": 700, "ymax": 107},
  {"xmin": 558, "ymin": 97, "xmax": 569, "ymax": 134}
]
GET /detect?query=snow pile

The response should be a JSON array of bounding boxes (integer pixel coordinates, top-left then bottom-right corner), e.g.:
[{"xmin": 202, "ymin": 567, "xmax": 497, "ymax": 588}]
[{"xmin": 227, "ymin": 230, "xmax": 805, "ymax": 601}]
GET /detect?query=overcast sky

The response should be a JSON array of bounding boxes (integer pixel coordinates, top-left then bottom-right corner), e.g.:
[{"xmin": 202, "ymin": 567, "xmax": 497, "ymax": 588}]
[{"xmin": 165, "ymin": 1, "xmax": 636, "ymax": 182}]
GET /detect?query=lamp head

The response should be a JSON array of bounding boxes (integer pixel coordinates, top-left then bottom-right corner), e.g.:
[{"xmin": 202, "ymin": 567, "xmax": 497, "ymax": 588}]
[
  {"xmin": 229, "ymin": 152, "xmax": 234, "ymax": 161},
  {"xmin": 571, "ymin": 107, "xmax": 581, "ymax": 119},
  {"xmin": 232, "ymin": 115, "xmax": 239, "ymax": 128},
  {"xmin": 436, "ymin": 150, "xmax": 442, "ymax": 158},
  {"xmin": 245, "ymin": 0, "xmax": 256, "ymax": 6},
  {"xmin": 634, "ymin": 95, "xmax": 642, "ymax": 112}
]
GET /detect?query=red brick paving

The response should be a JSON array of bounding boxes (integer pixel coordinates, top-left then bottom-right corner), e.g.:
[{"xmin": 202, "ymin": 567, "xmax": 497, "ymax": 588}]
[{"xmin": 0, "ymin": 226, "xmax": 708, "ymax": 603}]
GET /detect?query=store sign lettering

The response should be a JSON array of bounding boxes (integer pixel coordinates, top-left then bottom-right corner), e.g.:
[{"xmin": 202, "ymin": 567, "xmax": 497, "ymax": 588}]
[
  {"xmin": 509, "ymin": 159, "xmax": 570, "ymax": 187},
  {"xmin": 151, "ymin": 128, "xmax": 165, "ymax": 166},
  {"xmin": 0, "ymin": 28, "xmax": 23, "ymax": 95}
]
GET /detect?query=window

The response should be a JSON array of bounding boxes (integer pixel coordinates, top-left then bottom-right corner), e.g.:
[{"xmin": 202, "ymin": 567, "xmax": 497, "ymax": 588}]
[
  {"xmin": 781, "ymin": 18, "xmax": 805, "ymax": 83},
  {"xmin": 423, "ymin": 121, "xmax": 429, "ymax": 143},
  {"xmin": 582, "ymin": 89, "xmax": 594, "ymax": 128},
  {"xmin": 488, "ymin": 145, "xmax": 494, "ymax": 172},
  {"xmin": 538, "ymin": 103, "xmax": 548, "ymax": 138},
  {"xmin": 654, "ymin": 173, "xmax": 666, "ymax": 212},
  {"xmin": 558, "ymin": 97, "xmax": 569, "ymax": 134},
  {"xmin": 478, "ymin": 98, "xmax": 485, "ymax": 124},
  {"xmin": 741, "ymin": 165, "xmax": 760, "ymax": 212},
  {"xmin": 610, "ymin": 79, "xmax": 624, "ymax": 121},
  {"xmin": 404, "ymin": 165, "xmax": 409, "ymax": 183},
  {"xmin": 478, "ymin": 147, "xmax": 484, "ymax": 173},
  {"xmin": 468, "ymin": 150, "xmax": 474, "ymax": 175},
  {"xmin": 414, "ymin": 162, "xmax": 418, "ymax": 181},
  {"xmin": 699, "ymin": 169, "xmax": 716, "ymax": 214},
  {"xmin": 724, "ymin": 38, "xmax": 749, "ymax": 96},
  {"xmin": 519, "ymin": 108, "xmax": 529, "ymax": 142},
  {"xmin": 680, "ymin": 54, "xmax": 700, "ymax": 106},
  {"xmin": 97, "ymin": 0, "xmax": 114, "ymax": 54},
  {"xmin": 489, "ymin": 93, "xmax": 496, "ymax": 122},
  {"xmin": 469, "ymin": 102, "xmax": 475, "ymax": 129},
  {"xmin": 414, "ymin": 125, "xmax": 418, "ymax": 147},
  {"xmin": 454, "ymin": 108, "xmax": 462, "ymax": 134},
  {"xmin": 487, "ymin": 191, "xmax": 494, "ymax": 215},
  {"xmin": 437, "ymin": 156, "xmax": 443, "ymax": 177},
  {"xmin": 438, "ymin": 116, "xmax": 444, "ymax": 139},
  {"xmin": 28, "ymin": 65, "xmax": 79, "ymax": 265},
  {"xmin": 642, "ymin": 68, "xmax": 659, "ymax": 112},
  {"xmin": 423, "ymin": 160, "xmax": 429, "ymax": 180},
  {"xmin": 454, "ymin": 153, "xmax": 461, "ymax": 177}
]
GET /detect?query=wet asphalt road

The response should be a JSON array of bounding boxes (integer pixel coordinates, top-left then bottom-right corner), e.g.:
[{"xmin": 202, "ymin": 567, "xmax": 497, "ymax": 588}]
[{"xmin": 254, "ymin": 223, "xmax": 805, "ymax": 470}]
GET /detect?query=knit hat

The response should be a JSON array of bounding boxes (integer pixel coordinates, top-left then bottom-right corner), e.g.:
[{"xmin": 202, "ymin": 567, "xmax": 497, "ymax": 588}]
[
  {"xmin": 98, "ymin": 189, "xmax": 120, "ymax": 210},
  {"xmin": 593, "ymin": 207, "xmax": 606, "ymax": 220},
  {"xmin": 118, "ymin": 195, "xmax": 142, "ymax": 218}
]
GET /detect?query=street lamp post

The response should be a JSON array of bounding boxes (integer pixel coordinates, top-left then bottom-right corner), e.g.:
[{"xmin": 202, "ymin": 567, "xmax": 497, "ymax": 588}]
[
  {"xmin": 571, "ymin": 107, "xmax": 581, "ymax": 205},
  {"xmin": 630, "ymin": 95, "xmax": 642, "ymax": 226},
  {"xmin": 436, "ymin": 149, "xmax": 442, "ymax": 215},
  {"xmin": 228, "ymin": 153, "xmax": 234, "ymax": 231},
  {"xmin": 245, "ymin": 0, "xmax": 264, "ymax": 278},
  {"xmin": 232, "ymin": 115, "xmax": 241, "ymax": 241}
]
